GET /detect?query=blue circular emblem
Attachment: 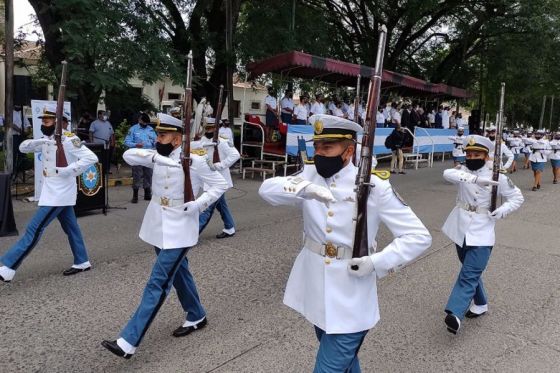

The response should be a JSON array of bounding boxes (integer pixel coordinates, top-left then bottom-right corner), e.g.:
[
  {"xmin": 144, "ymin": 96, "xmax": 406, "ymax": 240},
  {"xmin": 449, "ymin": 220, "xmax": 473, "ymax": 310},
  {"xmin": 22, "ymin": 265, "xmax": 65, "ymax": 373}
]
[{"xmin": 79, "ymin": 163, "xmax": 102, "ymax": 196}]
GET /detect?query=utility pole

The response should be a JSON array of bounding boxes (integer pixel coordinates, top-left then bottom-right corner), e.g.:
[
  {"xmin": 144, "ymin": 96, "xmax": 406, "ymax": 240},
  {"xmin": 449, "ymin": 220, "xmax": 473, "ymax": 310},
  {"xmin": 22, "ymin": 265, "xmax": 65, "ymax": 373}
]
[
  {"xmin": 549, "ymin": 95, "xmax": 554, "ymax": 130},
  {"xmin": 225, "ymin": 0, "xmax": 234, "ymax": 126},
  {"xmin": 538, "ymin": 95, "xmax": 546, "ymax": 130},
  {"xmin": 4, "ymin": 0, "xmax": 14, "ymax": 174}
]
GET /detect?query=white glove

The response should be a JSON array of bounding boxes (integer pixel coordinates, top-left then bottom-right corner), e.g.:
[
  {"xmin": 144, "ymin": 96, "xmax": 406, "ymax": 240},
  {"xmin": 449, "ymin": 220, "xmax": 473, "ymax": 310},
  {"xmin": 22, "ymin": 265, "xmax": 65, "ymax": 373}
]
[
  {"xmin": 347, "ymin": 256, "xmax": 375, "ymax": 277},
  {"xmin": 183, "ymin": 200, "xmax": 201, "ymax": 215},
  {"xmin": 55, "ymin": 166, "xmax": 76, "ymax": 177},
  {"xmin": 206, "ymin": 158, "xmax": 217, "ymax": 171},
  {"xmin": 35, "ymin": 138, "xmax": 56, "ymax": 146},
  {"xmin": 487, "ymin": 206, "xmax": 508, "ymax": 221},
  {"xmin": 153, "ymin": 154, "xmax": 181, "ymax": 168},
  {"xmin": 301, "ymin": 184, "xmax": 336, "ymax": 207},
  {"xmin": 472, "ymin": 176, "xmax": 499, "ymax": 187},
  {"xmin": 213, "ymin": 162, "xmax": 225, "ymax": 171}
]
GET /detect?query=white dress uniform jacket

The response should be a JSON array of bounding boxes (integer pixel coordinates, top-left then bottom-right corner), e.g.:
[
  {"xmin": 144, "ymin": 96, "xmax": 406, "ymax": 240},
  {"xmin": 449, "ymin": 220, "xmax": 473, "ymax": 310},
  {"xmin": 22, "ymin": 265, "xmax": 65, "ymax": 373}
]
[
  {"xmin": 449, "ymin": 135, "xmax": 466, "ymax": 157},
  {"xmin": 259, "ymin": 163, "xmax": 431, "ymax": 334},
  {"xmin": 489, "ymin": 141, "xmax": 514, "ymax": 169},
  {"xmin": 20, "ymin": 134, "xmax": 98, "ymax": 206},
  {"xmin": 550, "ymin": 140, "xmax": 560, "ymax": 160},
  {"xmin": 528, "ymin": 139, "xmax": 551, "ymax": 163},
  {"xmin": 123, "ymin": 148, "xmax": 228, "ymax": 249},
  {"xmin": 191, "ymin": 136, "xmax": 240, "ymax": 189},
  {"xmin": 442, "ymin": 164, "xmax": 524, "ymax": 247},
  {"xmin": 507, "ymin": 137, "xmax": 524, "ymax": 155},
  {"xmin": 310, "ymin": 102, "xmax": 325, "ymax": 116}
]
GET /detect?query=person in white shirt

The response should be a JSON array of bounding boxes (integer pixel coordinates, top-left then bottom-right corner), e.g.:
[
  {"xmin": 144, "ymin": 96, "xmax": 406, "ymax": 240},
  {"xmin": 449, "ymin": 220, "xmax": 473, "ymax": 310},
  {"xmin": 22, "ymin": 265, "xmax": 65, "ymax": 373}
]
[
  {"xmin": 309, "ymin": 93, "xmax": 325, "ymax": 116},
  {"xmin": 332, "ymin": 101, "xmax": 345, "ymax": 118},
  {"xmin": 280, "ymin": 90, "xmax": 294, "ymax": 124},
  {"xmin": 390, "ymin": 102, "xmax": 401, "ymax": 128},
  {"xmin": 442, "ymin": 135, "xmax": 523, "ymax": 334},
  {"xmin": 506, "ymin": 130, "xmax": 524, "ymax": 173},
  {"xmin": 376, "ymin": 106, "xmax": 386, "ymax": 128},
  {"xmin": 528, "ymin": 129, "xmax": 551, "ymax": 191},
  {"xmin": 486, "ymin": 127, "xmax": 514, "ymax": 170},
  {"xmin": 265, "ymin": 87, "xmax": 279, "ymax": 142},
  {"xmin": 327, "ymin": 96, "xmax": 337, "ymax": 115},
  {"xmin": 442, "ymin": 106, "xmax": 450, "ymax": 129},
  {"xmin": 449, "ymin": 127, "xmax": 466, "ymax": 166},
  {"xmin": 427, "ymin": 109, "xmax": 436, "ymax": 128},
  {"xmin": 293, "ymin": 94, "xmax": 310, "ymax": 124},
  {"xmin": 549, "ymin": 131, "xmax": 560, "ymax": 184}
]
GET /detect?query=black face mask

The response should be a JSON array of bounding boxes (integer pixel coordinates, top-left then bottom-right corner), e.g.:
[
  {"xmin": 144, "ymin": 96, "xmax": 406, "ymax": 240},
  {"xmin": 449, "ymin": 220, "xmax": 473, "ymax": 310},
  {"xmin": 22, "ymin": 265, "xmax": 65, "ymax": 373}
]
[
  {"xmin": 488, "ymin": 135, "xmax": 496, "ymax": 141},
  {"xmin": 204, "ymin": 132, "xmax": 213, "ymax": 139},
  {"xmin": 156, "ymin": 142, "xmax": 174, "ymax": 156},
  {"xmin": 41, "ymin": 125, "xmax": 55, "ymax": 137},
  {"xmin": 554, "ymin": 136, "xmax": 560, "ymax": 140},
  {"xmin": 465, "ymin": 158, "xmax": 486, "ymax": 171},
  {"xmin": 139, "ymin": 123, "xmax": 148, "ymax": 128},
  {"xmin": 314, "ymin": 150, "xmax": 346, "ymax": 178}
]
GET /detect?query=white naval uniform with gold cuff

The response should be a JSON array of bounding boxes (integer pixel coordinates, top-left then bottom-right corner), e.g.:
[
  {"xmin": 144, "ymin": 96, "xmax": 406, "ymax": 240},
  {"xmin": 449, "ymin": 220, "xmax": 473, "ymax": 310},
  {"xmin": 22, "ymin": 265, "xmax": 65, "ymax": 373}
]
[
  {"xmin": 441, "ymin": 164, "xmax": 524, "ymax": 247},
  {"xmin": 123, "ymin": 147, "xmax": 228, "ymax": 249},
  {"xmin": 489, "ymin": 142, "xmax": 514, "ymax": 169},
  {"xmin": 19, "ymin": 134, "xmax": 98, "ymax": 206},
  {"xmin": 191, "ymin": 136, "xmax": 240, "ymax": 189},
  {"xmin": 259, "ymin": 163, "xmax": 431, "ymax": 334}
]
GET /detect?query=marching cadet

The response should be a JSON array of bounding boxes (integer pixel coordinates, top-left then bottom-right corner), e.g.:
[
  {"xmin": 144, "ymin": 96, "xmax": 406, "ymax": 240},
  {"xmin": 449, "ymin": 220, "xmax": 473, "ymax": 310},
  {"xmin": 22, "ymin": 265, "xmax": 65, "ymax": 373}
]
[
  {"xmin": 506, "ymin": 130, "xmax": 524, "ymax": 173},
  {"xmin": 101, "ymin": 113, "xmax": 227, "ymax": 359},
  {"xmin": 192, "ymin": 118, "xmax": 240, "ymax": 239},
  {"xmin": 529, "ymin": 129, "xmax": 551, "ymax": 191},
  {"xmin": 0, "ymin": 105, "xmax": 98, "ymax": 282},
  {"xmin": 442, "ymin": 135, "xmax": 523, "ymax": 334},
  {"xmin": 259, "ymin": 114, "xmax": 431, "ymax": 372},
  {"xmin": 486, "ymin": 127, "xmax": 514, "ymax": 170},
  {"xmin": 550, "ymin": 131, "xmax": 560, "ymax": 184},
  {"xmin": 124, "ymin": 112, "xmax": 156, "ymax": 203},
  {"xmin": 522, "ymin": 130, "xmax": 534, "ymax": 169},
  {"xmin": 449, "ymin": 126, "xmax": 466, "ymax": 166}
]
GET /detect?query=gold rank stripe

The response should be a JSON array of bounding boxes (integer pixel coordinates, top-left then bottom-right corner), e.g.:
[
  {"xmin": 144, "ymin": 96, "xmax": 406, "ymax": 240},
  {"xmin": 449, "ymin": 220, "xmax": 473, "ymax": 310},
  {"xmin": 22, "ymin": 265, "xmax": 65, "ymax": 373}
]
[
  {"xmin": 155, "ymin": 126, "xmax": 178, "ymax": 132},
  {"xmin": 371, "ymin": 169, "xmax": 391, "ymax": 180},
  {"xmin": 312, "ymin": 134, "xmax": 354, "ymax": 140},
  {"xmin": 465, "ymin": 146, "xmax": 489, "ymax": 152}
]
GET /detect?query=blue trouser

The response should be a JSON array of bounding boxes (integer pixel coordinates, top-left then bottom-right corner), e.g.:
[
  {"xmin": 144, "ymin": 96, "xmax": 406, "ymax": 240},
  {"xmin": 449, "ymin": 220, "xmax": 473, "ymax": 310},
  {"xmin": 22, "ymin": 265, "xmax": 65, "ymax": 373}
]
[
  {"xmin": 313, "ymin": 326, "xmax": 368, "ymax": 373},
  {"xmin": 1, "ymin": 206, "xmax": 89, "ymax": 269},
  {"xmin": 445, "ymin": 242, "xmax": 492, "ymax": 319},
  {"xmin": 120, "ymin": 247, "xmax": 205, "ymax": 347},
  {"xmin": 198, "ymin": 194, "xmax": 235, "ymax": 234}
]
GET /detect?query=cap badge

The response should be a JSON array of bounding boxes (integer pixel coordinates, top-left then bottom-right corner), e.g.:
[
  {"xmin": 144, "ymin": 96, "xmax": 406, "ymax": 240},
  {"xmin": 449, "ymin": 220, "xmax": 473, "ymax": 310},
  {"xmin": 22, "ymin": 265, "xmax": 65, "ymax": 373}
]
[
  {"xmin": 468, "ymin": 137, "xmax": 476, "ymax": 146},
  {"xmin": 314, "ymin": 120, "xmax": 324, "ymax": 135}
]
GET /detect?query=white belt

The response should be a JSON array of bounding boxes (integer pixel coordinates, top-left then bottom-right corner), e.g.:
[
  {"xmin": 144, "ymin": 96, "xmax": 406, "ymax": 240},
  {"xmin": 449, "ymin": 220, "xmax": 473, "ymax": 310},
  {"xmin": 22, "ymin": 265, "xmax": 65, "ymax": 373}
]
[
  {"xmin": 304, "ymin": 237, "xmax": 353, "ymax": 260},
  {"xmin": 152, "ymin": 195, "xmax": 184, "ymax": 207},
  {"xmin": 457, "ymin": 201, "xmax": 489, "ymax": 214}
]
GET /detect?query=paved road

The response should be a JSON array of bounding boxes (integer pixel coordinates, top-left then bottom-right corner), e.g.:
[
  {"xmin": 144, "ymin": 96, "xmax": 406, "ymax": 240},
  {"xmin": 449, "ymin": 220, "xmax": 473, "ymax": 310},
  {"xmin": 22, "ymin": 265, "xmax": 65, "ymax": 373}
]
[{"xmin": 1, "ymin": 160, "xmax": 559, "ymax": 372}]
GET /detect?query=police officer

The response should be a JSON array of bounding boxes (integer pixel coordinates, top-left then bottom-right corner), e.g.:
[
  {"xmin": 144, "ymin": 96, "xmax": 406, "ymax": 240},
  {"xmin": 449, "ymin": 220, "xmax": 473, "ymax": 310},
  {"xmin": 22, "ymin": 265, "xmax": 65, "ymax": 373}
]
[
  {"xmin": 449, "ymin": 126, "xmax": 466, "ymax": 166},
  {"xmin": 124, "ymin": 113, "xmax": 157, "ymax": 203},
  {"xmin": 486, "ymin": 127, "xmax": 514, "ymax": 170},
  {"xmin": 550, "ymin": 131, "xmax": 560, "ymax": 184},
  {"xmin": 0, "ymin": 105, "xmax": 98, "ymax": 282},
  {"xmin": 442, "ymin": 135, "xmax": 523, "ymax": 334},
  {"xmin": 101, "ymin": 113, "xmax": 227, "ymax": 359},
  {"xmin": 192, "ymin": 118, "xmax": 240, "ymax": 239},
  {"xmin": 259, "ymin": 115, "xmax": 432, "ymax": 372},
  {"xmin": 529, "ymin": 129, "xmax": 551, "ymax": 191}
]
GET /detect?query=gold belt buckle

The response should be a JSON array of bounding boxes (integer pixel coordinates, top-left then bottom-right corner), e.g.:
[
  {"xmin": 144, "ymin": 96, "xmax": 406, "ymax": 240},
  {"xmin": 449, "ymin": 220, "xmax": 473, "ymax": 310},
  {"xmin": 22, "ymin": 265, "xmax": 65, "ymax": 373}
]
[
  {"xmin": 325, "ymin": 242, "xmax": 338, "ymax": 258},
  {"xmin": 467, "ymin": 204, "xmax": 477, "ymax": 212},
  {"xmin": 160, "ymin": 196, "xmax": 170, "ymax": 206},
  {"xmin": 43, "ymin": 169, "xmax": 47, "ymax": 177}
]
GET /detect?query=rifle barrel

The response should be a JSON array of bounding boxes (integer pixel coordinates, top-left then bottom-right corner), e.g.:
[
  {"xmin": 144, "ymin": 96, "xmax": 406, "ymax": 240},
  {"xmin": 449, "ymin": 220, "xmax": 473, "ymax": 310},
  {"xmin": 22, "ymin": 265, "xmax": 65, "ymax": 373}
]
[
  {"xmin": 55, "ymin": 61, "xmax": 69, "ymax": 167},
  {"xmin": 490, "ymin": 82, "xmax": 506, "ymax": 211},
  {"xmin": 182, "ymin": 53, "xmax": 195, "ymax": 203}
]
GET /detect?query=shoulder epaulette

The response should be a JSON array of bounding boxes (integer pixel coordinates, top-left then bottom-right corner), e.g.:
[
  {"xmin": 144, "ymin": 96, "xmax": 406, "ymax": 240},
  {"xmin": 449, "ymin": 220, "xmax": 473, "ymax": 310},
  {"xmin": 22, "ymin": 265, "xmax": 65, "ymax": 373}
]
[
  {"xmin": 219, "ymin": 135, "xmax": 229, "ymax": 140},
  {"xmin": 63, "ymin": 131, "xmax": 75, "ymax": 137},
  {"xmin": 191, "ymin": 148, "xmax": 207, "ymax": 156},
  {"xmin": 304, "ymin": 160, "xmax": 314, "ymax": 165},
  {"xmin": 371, "ymin": 169, "xmax": 391, "ymax": 180}
]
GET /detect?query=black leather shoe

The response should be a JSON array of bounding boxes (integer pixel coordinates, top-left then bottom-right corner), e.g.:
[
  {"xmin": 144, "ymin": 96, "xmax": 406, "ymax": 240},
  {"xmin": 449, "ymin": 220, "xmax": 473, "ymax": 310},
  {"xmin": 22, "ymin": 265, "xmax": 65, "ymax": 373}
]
[
  {"xmin": 144, "ymin": 188, "xmax": 152, "ymax": 201},
  {"xmin": 172, "ymin": 317, "xmax": 207, "ymax": 338},
  {"xmin": 537, "ymin": 184, "xmax": 541, "ymax": 189},
  {"xmin": 62, "ymin": 266, "xmax": 91, "ymax": 276},
  {"xmin": 465, "ymin": 310, "xmax": 486, "ymax": 319},
  {"xmin": 101, "ymin": 340, "xmax": 133, "ymax": 359},
  {"xmin": 0, "ymin": 274, "xmax": 10, "ymax": 283},
  {"xmin": 216, "ymin": 232, "xmax": 235, "ymax": 239},
  {"xmin": 445, "ymin": 313, "xmax": 461, "ymax": 334}
]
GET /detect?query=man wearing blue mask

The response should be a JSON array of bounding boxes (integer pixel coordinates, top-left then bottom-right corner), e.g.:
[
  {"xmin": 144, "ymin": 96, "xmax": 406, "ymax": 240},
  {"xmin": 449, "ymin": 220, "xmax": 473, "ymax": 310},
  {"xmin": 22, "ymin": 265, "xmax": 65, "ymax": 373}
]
[{"xmin": 124, "ymin": 113, "xmax": 156, "ymax": 203}]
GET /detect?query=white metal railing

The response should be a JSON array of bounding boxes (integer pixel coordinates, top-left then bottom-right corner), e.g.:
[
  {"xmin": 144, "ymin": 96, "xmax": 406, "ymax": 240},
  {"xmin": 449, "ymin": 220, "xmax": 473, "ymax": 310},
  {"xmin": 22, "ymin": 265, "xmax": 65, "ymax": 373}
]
[{"xmin": 401, "ymin": 127, "xmax": 434, "ymax": 169}]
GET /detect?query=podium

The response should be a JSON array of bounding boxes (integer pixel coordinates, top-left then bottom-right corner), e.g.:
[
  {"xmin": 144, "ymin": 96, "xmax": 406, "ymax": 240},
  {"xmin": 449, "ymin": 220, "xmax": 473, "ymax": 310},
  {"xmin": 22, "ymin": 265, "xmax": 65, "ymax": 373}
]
[
  {"xmin": 0, "ymin": 173, "xmax": 18, "ymax": 237},
  {"xmin": 75, "ymin": 143, "xmax": 107, "ymax": 215}
]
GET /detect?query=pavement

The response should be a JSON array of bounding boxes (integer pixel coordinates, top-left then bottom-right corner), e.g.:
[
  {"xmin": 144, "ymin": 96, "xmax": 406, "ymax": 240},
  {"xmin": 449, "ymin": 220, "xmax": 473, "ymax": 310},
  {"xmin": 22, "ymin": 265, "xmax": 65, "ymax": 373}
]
[{"xmin": 0, "ymin": 160, "xmax": 559, "ymax": 372}]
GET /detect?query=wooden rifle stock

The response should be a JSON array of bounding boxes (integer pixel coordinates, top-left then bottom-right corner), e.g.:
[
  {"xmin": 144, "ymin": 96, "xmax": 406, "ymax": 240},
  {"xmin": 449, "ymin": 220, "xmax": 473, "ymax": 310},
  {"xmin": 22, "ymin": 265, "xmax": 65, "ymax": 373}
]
[
  {"xmin": 351, "ymin": 26, "xmax": 388, "ymax": 260},
  {"xmin": 490, "ymin": 82, "xmax": 506, "ymax": 212},
  {"xmin": 182, "ymin": 53, "xmax": 195, "ymax": 203},
  {"xmin": 55, "ymin": 61, "xmax": 69, "ymax": 167},
  {"xmin": 212, "ymin": 85, "xmax": 225, "ymax": 163}
]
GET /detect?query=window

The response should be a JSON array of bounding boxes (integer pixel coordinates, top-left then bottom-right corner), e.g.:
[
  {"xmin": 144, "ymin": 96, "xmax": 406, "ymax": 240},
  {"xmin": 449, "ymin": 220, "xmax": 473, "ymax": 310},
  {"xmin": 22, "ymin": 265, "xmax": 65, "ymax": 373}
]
[
  {"xmin": 168, "ymin": 93, "xmax": 181, "ymax": 100},
  {"xmin": 250, "ymin": 101, "xmax": 261, "ymax": 110},
  {"xmin": 232, "ymin": 100, "xmax": 241, "ymax": 118}
]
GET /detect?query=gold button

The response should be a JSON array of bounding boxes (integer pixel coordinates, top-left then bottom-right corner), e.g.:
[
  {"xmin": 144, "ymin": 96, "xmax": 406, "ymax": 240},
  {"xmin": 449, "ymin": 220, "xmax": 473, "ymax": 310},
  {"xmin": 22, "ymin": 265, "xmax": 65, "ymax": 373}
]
[
  {"xmin": 326, "ymin": 227, "xmax": 332, "ymax": 233},
  {"xmin": 324, "ymin": 259, "xmax": 331, "ymax": 265},
  {"xmin": 330, "ymin": 183, "xmax": 336, "ymax": 188},
  {"xmin": 328, "ymin": 211, "xmax": 334, "ymax": 217}
]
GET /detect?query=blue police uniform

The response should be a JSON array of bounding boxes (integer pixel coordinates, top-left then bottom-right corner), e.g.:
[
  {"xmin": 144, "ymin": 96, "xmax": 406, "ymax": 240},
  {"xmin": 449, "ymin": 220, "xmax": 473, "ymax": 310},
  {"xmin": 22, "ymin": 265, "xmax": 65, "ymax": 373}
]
[{"xmin": 124, "ymin": 124, "xmax": 156, "ymax": 198}]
